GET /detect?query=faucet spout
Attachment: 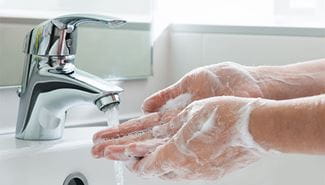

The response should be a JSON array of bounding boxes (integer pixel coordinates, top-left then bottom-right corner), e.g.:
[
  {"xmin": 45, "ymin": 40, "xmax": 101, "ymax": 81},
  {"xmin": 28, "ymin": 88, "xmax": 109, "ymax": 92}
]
[{"xmin": 16, "ymin": 14, "xmax": 125, "ymax": 140}]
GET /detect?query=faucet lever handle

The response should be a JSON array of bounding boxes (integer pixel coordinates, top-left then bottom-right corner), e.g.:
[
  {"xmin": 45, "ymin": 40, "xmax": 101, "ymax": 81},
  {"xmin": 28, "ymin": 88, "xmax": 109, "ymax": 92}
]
[
  {"xmin": 52, "ymin": 14, "xmax": 127, "ymax": 33},
  {"xmin": 24, "ymin": 14, "xmax": 126, "ymax": 57}
]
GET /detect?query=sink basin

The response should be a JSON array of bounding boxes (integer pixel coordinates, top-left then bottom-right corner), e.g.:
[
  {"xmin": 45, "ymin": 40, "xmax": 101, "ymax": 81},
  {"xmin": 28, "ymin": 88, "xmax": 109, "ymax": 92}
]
[
  {"xmin": 0, "ymin": 127, "xmax": 211, "ymax": 185},
  {"xmin": 0, "ymin": 127, "xmax": 118, "ymax": 185},
  {"xmin": 0, "ymin": 127, "xmax": 325, "ymax": 185}
]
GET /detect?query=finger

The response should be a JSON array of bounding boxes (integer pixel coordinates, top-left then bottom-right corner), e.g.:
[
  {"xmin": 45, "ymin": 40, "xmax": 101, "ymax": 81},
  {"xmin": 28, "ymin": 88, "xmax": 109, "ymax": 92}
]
[
  {"xmin": 93, "ymin": 110, "xmax": 179, "ymax": 144},
  {"xmin": 159, "ymin": 171, "xmax": 180, "ymax": 180},
  {"xmin": 104, "ymin": 145, "xmax": 130, "ymax": 161},
  {"xmin": 92, "ymin": 109, "xmax": 183, "ymax": 158},
  {"xmin": 126, "ymin": 138, "xmax": 167, "ymax": 157},
  {"xmin": 129, "ymin": 142, "xmax": 177, "ymax": 177},
  {"xmin": 151, "ymin": 118, "xmax": 183, "ymax": 139},
  {"xmin": 103, "ymin": 139, "xmax": 167, "ymax": 161},
  {"xmin": 129, "ymin": 147, "xmax": 166, "ymax": 177},
  {"xmin": 92, "ymin": 130, "xmax": 154, "ymax": 158},
  {"xmin": 142, "ymin": 82, "xmax": 186, "ymax": 113},
  {"xmin": 93, "ymin": 113, "xmax": 159, "ymax": 144},
  {"xmin": 151, "ymin": 105, "xmax": 195, "ymax": 138}
]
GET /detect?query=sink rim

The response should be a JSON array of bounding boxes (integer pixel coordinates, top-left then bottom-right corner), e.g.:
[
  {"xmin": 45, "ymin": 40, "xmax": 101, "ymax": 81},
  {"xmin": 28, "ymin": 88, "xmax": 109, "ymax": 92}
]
[{"xmin": 0, "ymin": 126, "xmax": 105, "ymax": 161}]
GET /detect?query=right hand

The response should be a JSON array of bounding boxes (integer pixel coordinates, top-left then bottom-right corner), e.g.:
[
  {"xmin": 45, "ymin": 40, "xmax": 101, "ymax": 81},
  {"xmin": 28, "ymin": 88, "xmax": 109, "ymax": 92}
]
[
  {"xmin": 93, "ymin": 97, "xmax": 267, "ymax": 180},
  {"xmin": 142, "ymin": 62, "xmax": 264, "ymax": 113}
]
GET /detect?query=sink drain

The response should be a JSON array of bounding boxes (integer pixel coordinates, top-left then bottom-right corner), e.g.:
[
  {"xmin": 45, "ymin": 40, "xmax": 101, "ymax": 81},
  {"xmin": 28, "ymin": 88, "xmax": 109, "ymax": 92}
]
[{"xmin": 63, "ymin": 172, "xmax": 88, "ymax": 185}]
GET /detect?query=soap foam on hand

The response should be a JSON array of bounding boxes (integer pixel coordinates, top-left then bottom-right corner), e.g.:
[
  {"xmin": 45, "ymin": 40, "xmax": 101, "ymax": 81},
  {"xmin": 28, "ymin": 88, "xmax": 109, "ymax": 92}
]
[
  {"xmin": 159, "ymin": 93, "xmax": 192, "ymax": 112},
  {"xmin": 134, "ymin": 97, "xmax": 275, "ymax": 180},
  {"xmin": 158, "ymin": 94, "xmax": 271, "ymax": 156}
]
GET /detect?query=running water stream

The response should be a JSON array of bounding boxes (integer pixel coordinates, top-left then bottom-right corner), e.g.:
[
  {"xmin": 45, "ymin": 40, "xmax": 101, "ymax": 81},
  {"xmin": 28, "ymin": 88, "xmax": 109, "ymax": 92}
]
[{"xmin": 106, "ymin": 106, "xmax": 124, "ymax": 185}]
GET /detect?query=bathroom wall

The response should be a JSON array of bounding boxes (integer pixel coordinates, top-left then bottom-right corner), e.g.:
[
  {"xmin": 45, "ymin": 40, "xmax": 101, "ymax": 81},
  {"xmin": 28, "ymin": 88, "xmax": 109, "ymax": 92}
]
[{"xmin": 167, "ymin": 26, "xmax": 325, "ymax": 84}]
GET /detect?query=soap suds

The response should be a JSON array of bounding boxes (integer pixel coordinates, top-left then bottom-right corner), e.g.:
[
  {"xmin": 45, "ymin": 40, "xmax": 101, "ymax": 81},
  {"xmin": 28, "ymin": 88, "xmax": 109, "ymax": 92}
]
[
  {"xmin": 159, "ymin": 93, "xmax": 192, "ymax": 112},
  {"xmin": 231, "ymin": 98, "xmax": 268, "ymax": 154},
  {"xmin": 153, "ymin": 100, "xmax": 205, "ymax": 139},
  {"xmin": 152, "ymin": 125, "xmax": 167, "ymax": 138},
  {"xmin": 174, "ymin": 135, "xmax": 202, "ymax": 165},
  {"xmin": 186, "ymin": 108, "xmax": 218, "ymax": 145}
]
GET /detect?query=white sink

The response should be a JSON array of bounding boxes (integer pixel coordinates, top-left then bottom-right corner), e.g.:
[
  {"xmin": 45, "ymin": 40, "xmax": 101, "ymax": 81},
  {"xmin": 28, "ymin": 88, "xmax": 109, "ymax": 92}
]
[
  {"xmin": 0, "ymin": 127, "xmax": 211, "ymax": 185},
  {"xmin": 0, "ymin": 127, "xmax": 118, "ymax": 185},
  {"xmin": 1, "ymin": 127, "xmax": 325, "ymax": 185}
]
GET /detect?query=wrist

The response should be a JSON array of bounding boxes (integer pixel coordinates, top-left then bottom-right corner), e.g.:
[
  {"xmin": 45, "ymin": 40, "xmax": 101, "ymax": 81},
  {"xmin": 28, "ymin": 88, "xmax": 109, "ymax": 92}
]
[
  {"xmin": 248, "ymin": 65, "xmax": 325, "ymax": 100},
  {"xmin": 249, "ymin": 65, "xmax": 287, "ymax": 99},
  {"xmin": 248, "ymin": 95, "xmax": 325, "ymax": 154},
  {"xmin": 233, "ymin": 98, "xmax": 270, "ymax": 154},
  {"xmin": 248, "ymin": 99, "xmax": 278, "ymax": 152}
]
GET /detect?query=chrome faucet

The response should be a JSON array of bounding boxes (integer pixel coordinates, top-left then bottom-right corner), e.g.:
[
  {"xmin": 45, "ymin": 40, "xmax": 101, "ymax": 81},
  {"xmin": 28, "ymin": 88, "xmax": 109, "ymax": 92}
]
[{"xmin": 16, "ymin": 14, "xmax": 126, "ymax": 140}]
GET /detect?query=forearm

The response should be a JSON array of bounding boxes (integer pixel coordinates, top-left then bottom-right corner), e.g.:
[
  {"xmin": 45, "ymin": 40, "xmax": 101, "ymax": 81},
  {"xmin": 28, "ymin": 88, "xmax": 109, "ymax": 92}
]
[
  {"xmin": 248, "ymin": 58, "xmax": 325, "ymax": 99},
  {"xmin": 249, "ymin": 95, "xmax": 325, "ymax": 154}
]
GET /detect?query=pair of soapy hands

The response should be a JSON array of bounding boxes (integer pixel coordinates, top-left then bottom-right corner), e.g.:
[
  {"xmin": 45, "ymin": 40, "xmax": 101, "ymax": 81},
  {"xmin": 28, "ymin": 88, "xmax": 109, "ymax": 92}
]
[{"xmin": 92, "ymin": 62, "xmax": 267, "ymax": 180}]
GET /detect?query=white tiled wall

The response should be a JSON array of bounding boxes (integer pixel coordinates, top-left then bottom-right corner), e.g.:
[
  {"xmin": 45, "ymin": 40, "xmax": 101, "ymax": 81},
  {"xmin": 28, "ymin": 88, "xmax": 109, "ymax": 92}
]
[{"xmin": 168, "ymin": 31, "xmax": 325, "ymax": 83}]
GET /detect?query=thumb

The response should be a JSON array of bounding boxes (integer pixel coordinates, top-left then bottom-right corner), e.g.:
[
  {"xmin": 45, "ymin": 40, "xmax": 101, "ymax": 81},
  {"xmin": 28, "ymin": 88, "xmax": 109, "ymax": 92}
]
[{"xmin": 142, "ymin": 83, "xmax": 190, "ymax": 113}]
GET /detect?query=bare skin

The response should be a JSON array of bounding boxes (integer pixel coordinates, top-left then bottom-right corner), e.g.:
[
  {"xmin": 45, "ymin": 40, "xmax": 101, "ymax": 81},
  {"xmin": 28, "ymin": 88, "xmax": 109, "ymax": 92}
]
[
  {"xmin": 250, "ymin": 95, "xmax": 325, "ymax": 154},
  {"xmin": 250, "ymin": 58, "xmax": 325, "ymax": 100},
  {"xmin": 92, "ymin": 59, "xmax": 325, "ymax": 180}
]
